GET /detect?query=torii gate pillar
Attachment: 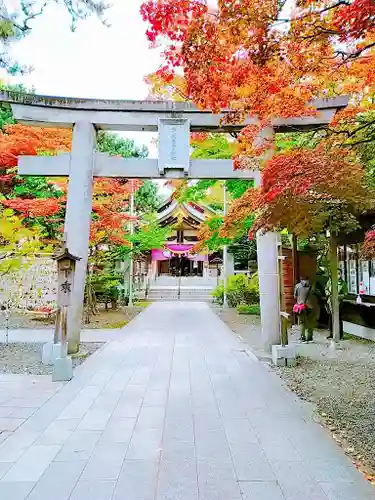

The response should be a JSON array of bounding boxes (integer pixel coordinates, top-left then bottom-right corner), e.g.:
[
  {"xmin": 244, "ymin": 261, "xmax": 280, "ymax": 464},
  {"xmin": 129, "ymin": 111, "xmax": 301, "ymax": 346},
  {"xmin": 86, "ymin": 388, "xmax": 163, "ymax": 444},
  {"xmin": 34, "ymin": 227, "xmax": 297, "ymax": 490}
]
[
  {"xmin": 257, "ymin": 231, "xmax": 281, "ymax": 351},
  {"xmin": 65, "ymin": 121, "xmax": 96, "ymax": 353}
]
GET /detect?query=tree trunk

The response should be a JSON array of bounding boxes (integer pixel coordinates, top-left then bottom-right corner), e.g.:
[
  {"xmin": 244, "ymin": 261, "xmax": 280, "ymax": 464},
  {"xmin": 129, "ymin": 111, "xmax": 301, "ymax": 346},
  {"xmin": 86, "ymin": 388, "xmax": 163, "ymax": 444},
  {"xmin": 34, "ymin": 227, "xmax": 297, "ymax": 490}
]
[
  {"xmin": 291, "ymin": 234, "xmax": 298, "ymax": 325},
  {"xmin": 329, "ymin": 232, "xmax": 340, "ymax": 342}
]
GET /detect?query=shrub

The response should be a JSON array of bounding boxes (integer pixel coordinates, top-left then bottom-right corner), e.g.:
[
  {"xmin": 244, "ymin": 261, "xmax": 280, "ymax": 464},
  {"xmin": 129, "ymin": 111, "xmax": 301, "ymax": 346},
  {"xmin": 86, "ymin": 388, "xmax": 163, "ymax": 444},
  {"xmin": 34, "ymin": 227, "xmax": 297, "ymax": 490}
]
[
  {"xmin": 212, "ymin": 284, "xmax": 225, "ymax": 304},
  {"xmin": 237, "ymin": 304, "xmax": 261, "ymax": 316},
  {"xmin": 212, "ymin": 273, "xmax": 259, "ymax": 307}
]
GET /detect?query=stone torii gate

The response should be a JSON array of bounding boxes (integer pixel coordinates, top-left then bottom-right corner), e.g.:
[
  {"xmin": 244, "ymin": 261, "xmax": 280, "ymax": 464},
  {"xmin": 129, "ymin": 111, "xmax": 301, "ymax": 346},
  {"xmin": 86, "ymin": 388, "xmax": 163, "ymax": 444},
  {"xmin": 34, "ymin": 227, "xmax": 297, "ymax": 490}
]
[{"xmin": 0, "ymin": 92, "xmax": 347, "ymax": 353}]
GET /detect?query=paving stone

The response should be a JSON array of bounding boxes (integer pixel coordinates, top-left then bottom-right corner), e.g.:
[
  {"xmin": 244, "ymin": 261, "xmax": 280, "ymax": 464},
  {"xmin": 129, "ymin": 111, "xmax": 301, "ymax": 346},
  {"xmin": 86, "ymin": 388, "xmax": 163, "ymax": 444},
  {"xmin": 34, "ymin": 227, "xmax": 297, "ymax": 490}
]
[
  {"xmin": 0, "ymin": 418, "xmax": 26, "ymax": 432},
  {"xmin": 195, "ymin": 429, "xmax": 232, "ymax": 460},
  {"xmin": 320, "ymin": 480, "xmax": 375, "ymax": 500},
  {"xmin": 143, "ymin": 390, "xmax": 168, "ymax": 407},
  {"xmin": 113, "ymin": 459, "xmax": 159, "ymax": 500},
  {"xmin": 197, "ymin": 459, "xmax": 242, "ymax": 500},
  {"xmin": 35, "ymin": 419, "xmax": 80, "ymax": 446},
  {"xmin": 80, "ymin": 442, "xmax": 128, "ymax": 481},
  {"xmin": 1, "ymin": 444, "xmax": 60, "ymax": 482},
  {"xmin": 258, "ymin": 435, "xmax": 302, "ymax": 462},
  {"xmin": 0, "ymin": 407, "xmax": 14, "ymax": 417},
  {"xmin": 136, "ymin": 406, "xmax": 166, "ymax": 429},
  {"xmin": 54, "ymin": 430, "xmax": 101, "ymax": 462},
  {"xmin": 230, "ymin": 443, "xmax": 276, "ymax": 481},
  {"xmin": 113, "ymin": 397, "xmax": 144, "ymax": 418},
  {"xmin": 99, "ymin": 417, "xmax": 136, "ymax": 443},
  {"xmin": 271, "ymin": 460, "xmax": 328, "ymax": 500},
  {"xmin": 77, "ymin": 409, "xmax": 112, "ymax": 431},
  {"xmin": 69, "ymin": 480, "xmax": 116, "ymax": 500},
  {"xmin": 0, "ymin": 429, "xmax": 40, "ymax": 462},
  {"xmin": 26, "ymin": 460, "xmax": 86, "ymax": 500},
  {"xmin": 157, "ymin": 459, "xmax": 198, "ymax": 500},
  {"xmin": 0, "ymin": 481, "xmax": 35, "ymax": 500},
  {"xmin": 126, "ymin": 428, "xmax": 162, "ymax": 460},
  {"xmin": 161, "ymin": 439, "xmax": 195, "ymax": 462},
  {"xmin": 240, "ymin": 480, "xmax": 286, "ymax": 499},
  {"xmin": 306, "ymin": 460, "xmax": 364, "ymax": 484},
  {"xmin": 0, "ymin": 461, "xmax": 12, "ymax": 480},
  {"xmin": 0, "ymin": 407, "xmax": 35, "ymax": 419},
  {"xmin": 159, "ymin": 458, "xmax": 197, "ymax": 483},
  {"xmin": 223, "ymin": 418, "xmax": 258, "ymax": 444},
  {"xmin": 0, "ymin": 431, "xmax": 11, "ymax": 446}
]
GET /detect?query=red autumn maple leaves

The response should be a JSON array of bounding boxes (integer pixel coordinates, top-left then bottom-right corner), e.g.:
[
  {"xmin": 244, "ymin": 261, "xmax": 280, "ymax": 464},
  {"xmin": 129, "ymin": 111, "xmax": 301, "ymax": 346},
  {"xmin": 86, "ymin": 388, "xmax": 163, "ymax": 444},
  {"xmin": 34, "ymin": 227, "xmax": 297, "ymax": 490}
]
[
  {"xmin": 141, "ymin": 0, "xmax": 375, "ymax": 254},
  {"xmin": 0, "ymin": 124, "xmax": 138, "ymax": 246}
]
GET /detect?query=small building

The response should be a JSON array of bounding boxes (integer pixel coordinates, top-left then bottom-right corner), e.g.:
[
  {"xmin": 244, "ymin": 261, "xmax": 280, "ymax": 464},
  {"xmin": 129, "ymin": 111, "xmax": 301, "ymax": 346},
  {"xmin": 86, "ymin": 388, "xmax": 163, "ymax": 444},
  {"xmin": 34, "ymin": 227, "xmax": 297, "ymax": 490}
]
[
  {"xmin": 149, "ymin": 197, "xmax": 234, "ymax": 280},
  {"xmin": 337, "ymin": 213, "xmax": 375, "ymax": 340}
]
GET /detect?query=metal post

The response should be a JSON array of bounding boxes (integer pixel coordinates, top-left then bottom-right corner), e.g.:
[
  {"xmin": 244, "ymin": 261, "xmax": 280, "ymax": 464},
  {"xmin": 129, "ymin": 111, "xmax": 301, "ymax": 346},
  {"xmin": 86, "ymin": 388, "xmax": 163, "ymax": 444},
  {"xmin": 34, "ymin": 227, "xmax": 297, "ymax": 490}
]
[
  {"xmin": 128, "ymin": 184, "xmax": 135, "ymax": 307},
  {"xmin": 329, "ymin": 231, "xmax": 340, "ymax": 343},
  {"xmin": 223, "ymin": 181, "xmax": 228, "ymax": 308}
]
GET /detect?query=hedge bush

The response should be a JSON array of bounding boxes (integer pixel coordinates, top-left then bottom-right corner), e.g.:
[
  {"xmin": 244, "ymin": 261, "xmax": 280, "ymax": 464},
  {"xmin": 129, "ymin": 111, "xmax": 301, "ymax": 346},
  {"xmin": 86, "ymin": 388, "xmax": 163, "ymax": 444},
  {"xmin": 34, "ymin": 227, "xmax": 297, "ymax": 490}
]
[
  {"xmin": 237, "ymin": 304, "xmax": 261, "ymax": 316},
  {"xmin": 212, "ymin": 273, "xmax": 259, "ymax": 307}
]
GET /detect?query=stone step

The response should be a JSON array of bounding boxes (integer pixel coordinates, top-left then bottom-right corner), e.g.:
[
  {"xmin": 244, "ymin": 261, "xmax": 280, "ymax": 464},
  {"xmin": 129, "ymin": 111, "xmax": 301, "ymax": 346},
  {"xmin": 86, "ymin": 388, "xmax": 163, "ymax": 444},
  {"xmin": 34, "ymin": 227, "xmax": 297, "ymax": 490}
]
[
  {"xmin": 147, "ymin": 295, "xmax": 212, "ymax": 301},
  {"xmin": 149, "ymin": 297, "xmax": 213, "ymax": 302}
]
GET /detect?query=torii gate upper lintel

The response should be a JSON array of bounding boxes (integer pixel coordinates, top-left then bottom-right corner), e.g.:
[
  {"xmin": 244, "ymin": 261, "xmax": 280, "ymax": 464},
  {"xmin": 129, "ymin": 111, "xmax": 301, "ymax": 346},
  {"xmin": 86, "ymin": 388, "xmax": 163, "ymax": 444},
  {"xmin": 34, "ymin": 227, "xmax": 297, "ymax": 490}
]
[{"xmin": 0, "ymin": 92, "xmax": 348, "ymax": 354}]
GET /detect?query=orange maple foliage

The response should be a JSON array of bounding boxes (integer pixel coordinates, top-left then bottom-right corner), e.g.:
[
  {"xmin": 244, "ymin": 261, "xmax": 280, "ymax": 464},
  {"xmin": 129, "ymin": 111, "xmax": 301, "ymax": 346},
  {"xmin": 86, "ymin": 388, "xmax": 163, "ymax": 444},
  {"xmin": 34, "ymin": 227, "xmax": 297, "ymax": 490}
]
[
  {"xmin": 3, "ymin": 198, "xmax": 63, "ymax": 217},
  {"xmin": 141, "ymin": 0, "xmax": 375, "ymax": 247},
  {"xmin": 0, "ymin": 124, "xmax": 141, "ymax": 246},
  {"xmin": 222, "ymin": 148, "xmax": 372, "ymax": 238},
  {"xmin": 0, "ymin": 124, "xmax": 71, "ymax": 189}
]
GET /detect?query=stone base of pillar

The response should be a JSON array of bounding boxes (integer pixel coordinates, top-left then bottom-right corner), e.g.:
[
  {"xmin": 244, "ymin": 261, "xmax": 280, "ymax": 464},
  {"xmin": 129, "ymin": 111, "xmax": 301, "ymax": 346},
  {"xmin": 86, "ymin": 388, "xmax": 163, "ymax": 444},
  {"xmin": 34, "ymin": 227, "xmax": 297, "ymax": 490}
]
[
  {"xmin": 52, "ymin": 356, "xmax": 73, "ymax": 382},
  {"xmin": 42, "ymin": 342, "xmax": 67, "ymax": 365},
  {"xmin": 271, "ymin": 345, "xmax": 297, "ymax": 367}
]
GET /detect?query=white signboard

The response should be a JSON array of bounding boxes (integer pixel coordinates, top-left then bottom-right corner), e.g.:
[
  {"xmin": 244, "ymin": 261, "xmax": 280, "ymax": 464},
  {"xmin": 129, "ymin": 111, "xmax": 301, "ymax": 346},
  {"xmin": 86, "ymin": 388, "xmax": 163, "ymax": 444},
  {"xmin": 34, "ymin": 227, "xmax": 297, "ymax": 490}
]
[{"xmin": 158, "ymin": 118, "xmax": 190, "ymax": 175}]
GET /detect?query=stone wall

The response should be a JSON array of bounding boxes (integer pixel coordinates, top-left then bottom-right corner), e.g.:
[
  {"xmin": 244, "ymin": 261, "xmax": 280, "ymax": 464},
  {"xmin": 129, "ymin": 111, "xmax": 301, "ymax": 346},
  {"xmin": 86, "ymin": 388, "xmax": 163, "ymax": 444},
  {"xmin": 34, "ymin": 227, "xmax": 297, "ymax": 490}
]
[{"xmin": 0, "ymin": 257, "xmax": 57, "ymax": 310}]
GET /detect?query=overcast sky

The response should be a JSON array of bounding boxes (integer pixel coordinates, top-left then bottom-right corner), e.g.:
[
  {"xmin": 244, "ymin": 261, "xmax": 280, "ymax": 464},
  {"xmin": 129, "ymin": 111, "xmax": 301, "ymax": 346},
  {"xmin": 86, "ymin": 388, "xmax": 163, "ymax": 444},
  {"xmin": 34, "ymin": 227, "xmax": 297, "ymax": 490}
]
[{"xmin": 3, "ymin": 0, "xmax": 162, "ymax": 156}]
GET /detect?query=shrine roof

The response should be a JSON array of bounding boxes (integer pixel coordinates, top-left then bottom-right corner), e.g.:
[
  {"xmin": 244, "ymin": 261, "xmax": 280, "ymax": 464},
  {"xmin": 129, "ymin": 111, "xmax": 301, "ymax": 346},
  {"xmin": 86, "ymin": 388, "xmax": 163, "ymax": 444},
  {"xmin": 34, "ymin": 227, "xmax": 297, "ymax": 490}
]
[{"xmin": 157, "ymin": 198, "xmax": 216, "ymax": 226}]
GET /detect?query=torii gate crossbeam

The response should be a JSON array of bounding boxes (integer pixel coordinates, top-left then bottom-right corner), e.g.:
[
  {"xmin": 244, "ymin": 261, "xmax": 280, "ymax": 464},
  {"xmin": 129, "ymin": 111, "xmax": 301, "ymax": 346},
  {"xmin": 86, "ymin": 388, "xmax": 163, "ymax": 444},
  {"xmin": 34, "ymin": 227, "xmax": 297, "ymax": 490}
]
[{"xmin": 0, "ymin": 92, "xmax": 348, "ymax": 354}]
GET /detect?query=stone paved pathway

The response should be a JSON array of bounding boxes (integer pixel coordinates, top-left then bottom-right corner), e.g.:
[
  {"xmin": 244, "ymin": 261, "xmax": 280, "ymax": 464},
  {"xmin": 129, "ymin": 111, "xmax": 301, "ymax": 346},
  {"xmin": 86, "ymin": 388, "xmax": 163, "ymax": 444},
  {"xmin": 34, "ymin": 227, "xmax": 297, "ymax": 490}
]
[{"xmin": 0, "ymin": 302, "xmax": 373, "ymax": 499}]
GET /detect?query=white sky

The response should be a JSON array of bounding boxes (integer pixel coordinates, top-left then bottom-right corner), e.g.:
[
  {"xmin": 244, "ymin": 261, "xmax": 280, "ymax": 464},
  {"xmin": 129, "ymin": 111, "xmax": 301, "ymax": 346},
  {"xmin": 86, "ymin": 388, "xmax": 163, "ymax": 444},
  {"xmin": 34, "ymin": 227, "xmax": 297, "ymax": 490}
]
[{"xmin": 3, "ymin": 0, "xmax": 162, "ymax": 157}]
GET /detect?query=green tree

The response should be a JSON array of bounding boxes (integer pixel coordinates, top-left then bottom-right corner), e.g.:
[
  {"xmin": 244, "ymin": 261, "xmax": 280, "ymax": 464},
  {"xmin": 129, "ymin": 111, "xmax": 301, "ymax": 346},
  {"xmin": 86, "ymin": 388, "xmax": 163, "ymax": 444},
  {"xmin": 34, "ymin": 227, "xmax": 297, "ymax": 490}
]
[
  {"xmin": 96, "ymin": 131, "xmax": 148, "ymax": 158},
  {"xmin": 0, "ymin": 82, "xmax": 34, "ymax": 128},
  {"xmin": 182, "ymin": 134, "xmax": 256, "ymax": 265},
  {"xmin": 122, "ymin": 215, "xmax": 169, "ymax": 257},
  {"xmin": 134, "ymin": 180, "xmax": 160, "ymax": 214}
]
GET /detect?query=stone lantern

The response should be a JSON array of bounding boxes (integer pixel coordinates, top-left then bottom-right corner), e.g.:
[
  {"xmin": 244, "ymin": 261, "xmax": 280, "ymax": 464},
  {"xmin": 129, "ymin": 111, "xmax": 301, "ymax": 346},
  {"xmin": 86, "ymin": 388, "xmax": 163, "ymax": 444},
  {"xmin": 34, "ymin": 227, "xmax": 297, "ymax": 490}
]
[{"xmin": 49, "ymin": 245, "xmax": 81, "ymax": 381}]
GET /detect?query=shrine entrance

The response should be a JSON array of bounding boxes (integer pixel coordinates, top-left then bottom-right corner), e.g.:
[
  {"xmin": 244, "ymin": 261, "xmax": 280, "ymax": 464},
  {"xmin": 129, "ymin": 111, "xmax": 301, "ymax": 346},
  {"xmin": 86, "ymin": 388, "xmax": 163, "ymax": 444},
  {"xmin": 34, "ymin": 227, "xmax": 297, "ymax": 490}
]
[
  {"xmin": 0, "ymin": 91, "xmax": 347, "ymax": 353},
  {"xmin": 159, "ymin": 256, "xmax": 203, "ymax": 277}
]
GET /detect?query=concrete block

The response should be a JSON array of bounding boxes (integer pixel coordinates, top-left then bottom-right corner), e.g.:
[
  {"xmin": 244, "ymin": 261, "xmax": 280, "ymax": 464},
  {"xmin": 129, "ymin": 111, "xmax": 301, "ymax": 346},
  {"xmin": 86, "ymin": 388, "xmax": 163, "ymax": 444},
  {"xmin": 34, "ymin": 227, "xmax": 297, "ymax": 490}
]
[
  {"xmin": 272, "ymin": 345, "xmax": 297, "ymax": 367},
  {"xmin": 42, "ymin": 342, "xmax": 53, "ymax": 365},
  {"xmin": 52, "ymin": 356, "xmax": 73, "ymax": 382},
  {"xmin": 42, "ymin": 342, "xmax": 66, "ymax": 366}
]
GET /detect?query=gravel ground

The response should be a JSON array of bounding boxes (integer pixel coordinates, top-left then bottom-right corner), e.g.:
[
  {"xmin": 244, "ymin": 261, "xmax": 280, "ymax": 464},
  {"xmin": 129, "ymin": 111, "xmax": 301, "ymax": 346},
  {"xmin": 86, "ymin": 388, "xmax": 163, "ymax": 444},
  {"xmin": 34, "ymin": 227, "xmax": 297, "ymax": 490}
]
[
  {"xmin": 0, "ymin": 342, "xmax": 103, "ymax": 375},
  {"xmin": 213, "ymin": 306, "xmax": 264, "ymax": 354},
  {"xmin": 214, "ymin": 305, "xmax": 375, "ymax": 480},
  {"xmin": 0, "ymin": 306, "xmax": 145, "ymax": 330},
  {"xmin": 279, "ymin": 347, "xmax": 375, "ymax": 477}
]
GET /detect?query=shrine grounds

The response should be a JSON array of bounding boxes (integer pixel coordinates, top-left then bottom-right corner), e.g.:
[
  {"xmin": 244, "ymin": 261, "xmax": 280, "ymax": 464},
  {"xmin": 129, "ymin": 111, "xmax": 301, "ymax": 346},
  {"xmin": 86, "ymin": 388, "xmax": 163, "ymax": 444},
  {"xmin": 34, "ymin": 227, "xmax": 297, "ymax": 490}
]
[{"xmin": 0, "ymin": 302, "xmax": 374, "ymax": 499}]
